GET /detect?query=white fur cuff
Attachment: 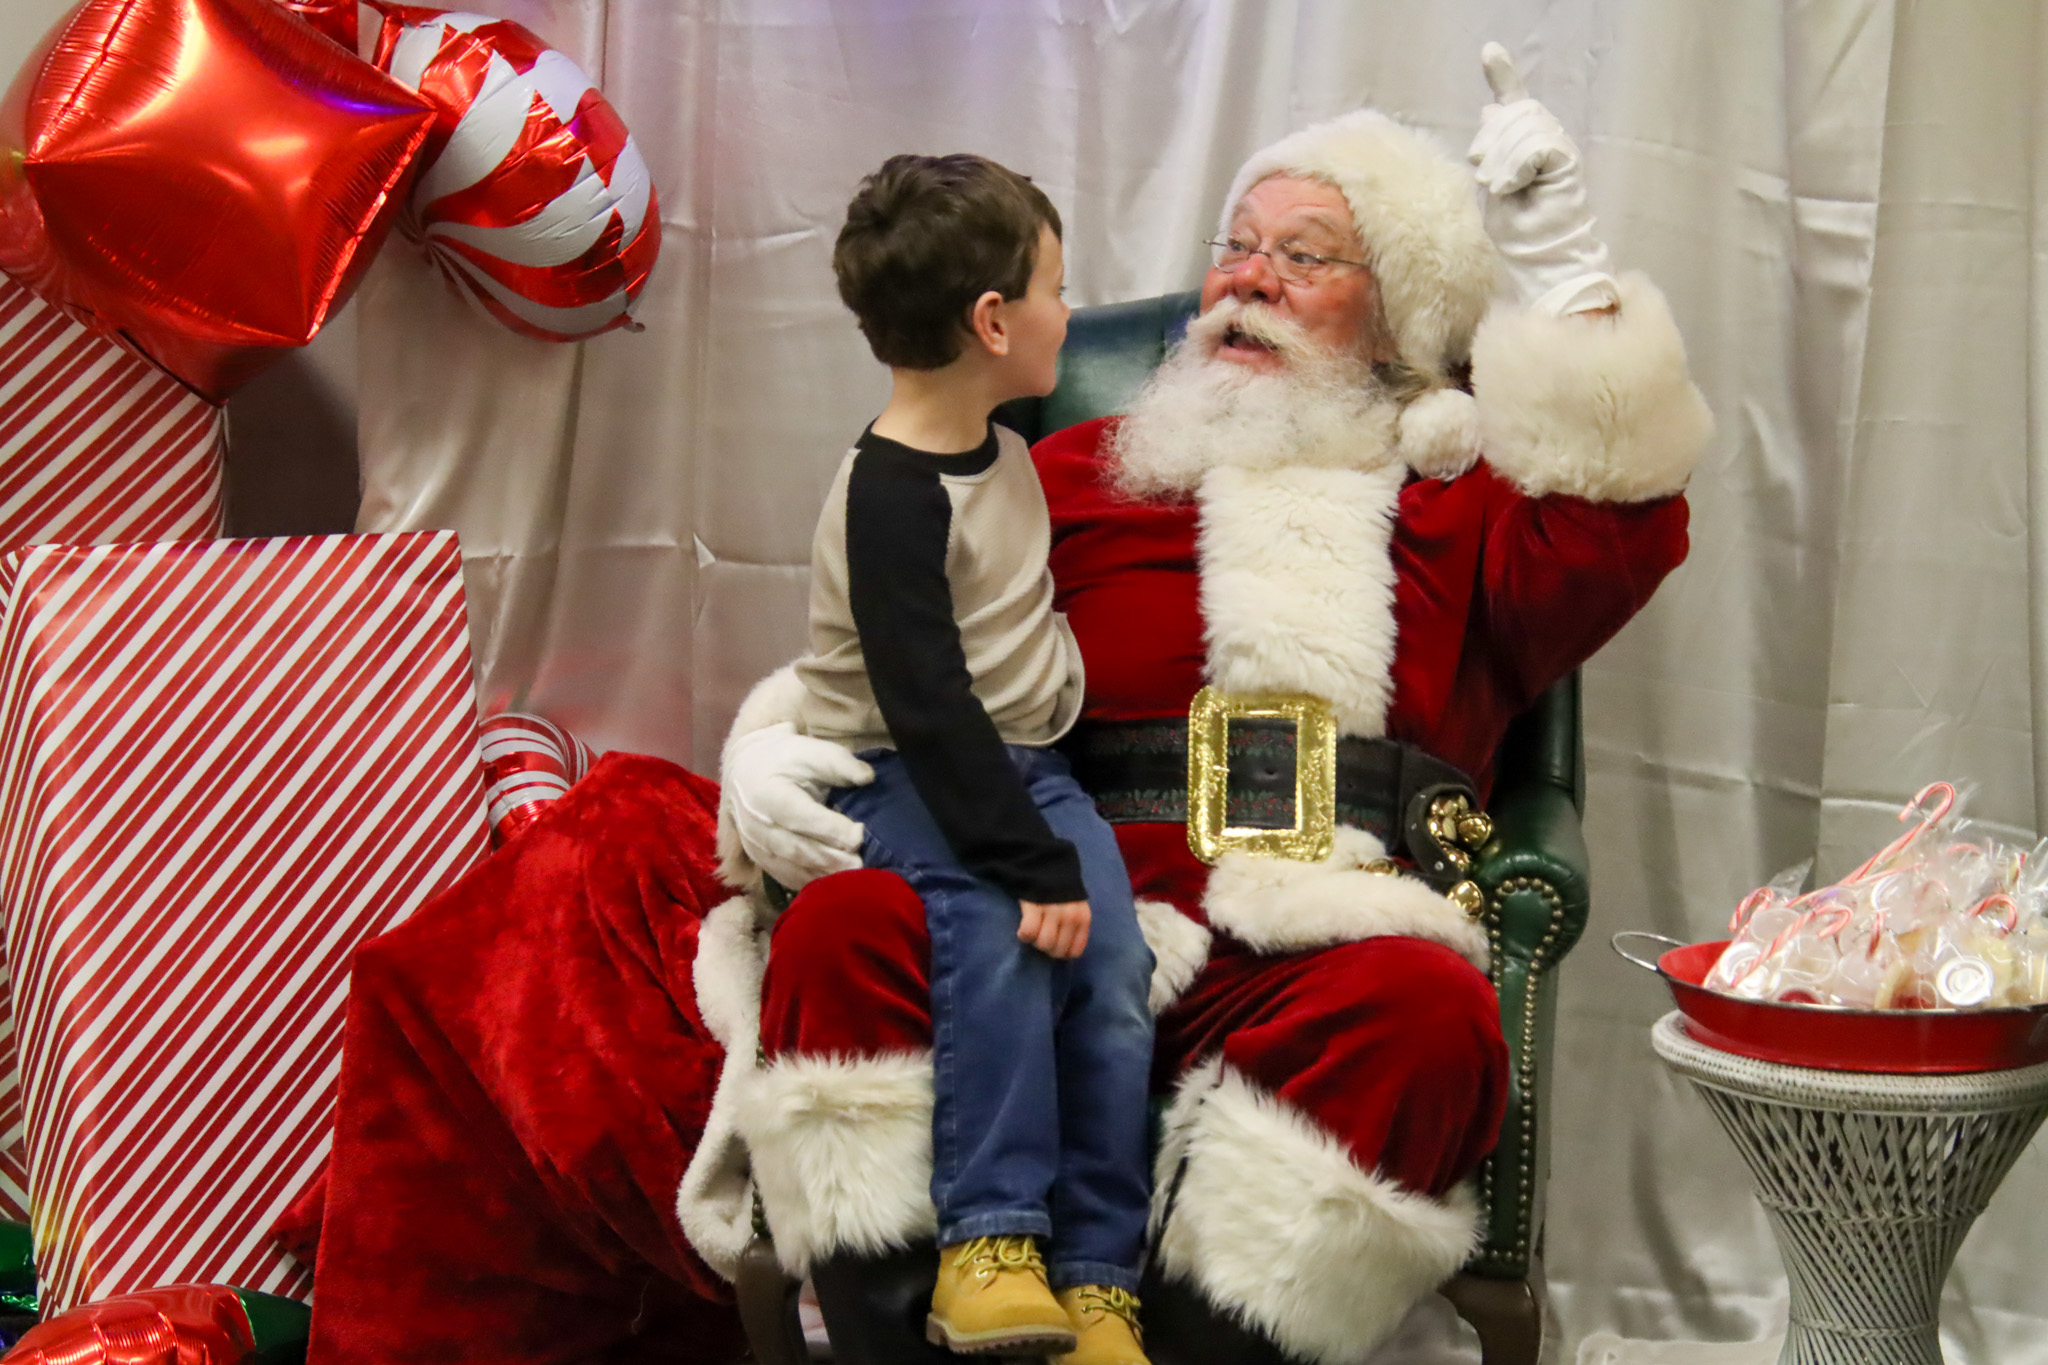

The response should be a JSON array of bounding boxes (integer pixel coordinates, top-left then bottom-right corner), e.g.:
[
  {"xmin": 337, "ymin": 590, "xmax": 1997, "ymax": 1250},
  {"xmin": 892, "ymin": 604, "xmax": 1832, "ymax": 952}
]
[
  {"xmin": 1202, "ymin": 827, "xmax": 1489, "ymax": 969},
  {"xmin": 674, "ymin": 896, "xmax": 769, "ymax": 1280},
  {"xmin": 735, "ymin": 1051, "xmax": 937, "ymax": 1275},
  {"xmin": 1471, "ymin": 271, "xmax": 1714, "ymax": 502},
  {"xmin": 1153, "ymin": 1065, "xmax": 1482, "ymax": 1364}
]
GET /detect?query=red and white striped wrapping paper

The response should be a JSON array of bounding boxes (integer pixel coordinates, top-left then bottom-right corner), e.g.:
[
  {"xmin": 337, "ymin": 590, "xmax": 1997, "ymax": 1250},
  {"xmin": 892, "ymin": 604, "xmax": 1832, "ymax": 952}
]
[
  {"xmin": 0, "ymin": 271, "xmax": 230, "ymax": 1226},
  {"xmin": 479, "ymin": 711, "xmax": 594, "ymax": 845},
  {"xmin": 0, "ymin": 531, "xmax": 491, "ymax": 1311},
  {"xmin": 0, "ymin": 271, "xmax": 226, "ymax": 551}
]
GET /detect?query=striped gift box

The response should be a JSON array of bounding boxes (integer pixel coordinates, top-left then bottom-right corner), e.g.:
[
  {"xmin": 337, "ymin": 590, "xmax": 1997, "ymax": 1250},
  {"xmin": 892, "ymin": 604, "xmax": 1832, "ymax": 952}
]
[
  {"xmin": 479, "ymin": 712, "xmax": 595, "ymax": 845},
  {"xmin": 0, "ymin": 271, "xmax": 226, "ymax": 550},
  {"xmin": 0, "ymin": 531, "xmax": 490, "ymax": 1311},
  {"xmin": 0, "ymin": 271, "xmax": 230, "ymax": 1226}
]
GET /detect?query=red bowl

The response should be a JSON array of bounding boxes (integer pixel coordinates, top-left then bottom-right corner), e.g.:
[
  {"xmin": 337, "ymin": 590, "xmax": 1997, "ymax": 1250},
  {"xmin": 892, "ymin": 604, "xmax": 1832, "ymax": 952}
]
[{"xmin": 1657, "ymin": 940, "xmax": 2048, "ymax": 1074}]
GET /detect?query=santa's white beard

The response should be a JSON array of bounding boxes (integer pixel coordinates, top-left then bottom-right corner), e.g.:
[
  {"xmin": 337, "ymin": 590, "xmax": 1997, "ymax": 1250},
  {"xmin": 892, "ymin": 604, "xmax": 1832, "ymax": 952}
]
[{"xmin": 1108, "ymin": 297, "xmax": 1401, "ymax": 499}]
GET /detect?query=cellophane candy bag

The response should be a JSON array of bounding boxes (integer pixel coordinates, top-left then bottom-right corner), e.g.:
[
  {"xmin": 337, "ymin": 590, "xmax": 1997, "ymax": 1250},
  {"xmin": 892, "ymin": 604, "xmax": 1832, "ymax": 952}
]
[{"xmin": 1708, "ymin": 783, "xmax": 2048, "ymax": 1011}]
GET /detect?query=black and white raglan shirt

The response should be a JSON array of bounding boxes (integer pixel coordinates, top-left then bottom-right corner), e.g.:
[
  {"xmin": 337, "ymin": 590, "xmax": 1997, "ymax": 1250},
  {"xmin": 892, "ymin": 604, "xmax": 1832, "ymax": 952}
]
[{"xmin": 795, "ymin": 423, "xmax": 1088, "ymax": 903}]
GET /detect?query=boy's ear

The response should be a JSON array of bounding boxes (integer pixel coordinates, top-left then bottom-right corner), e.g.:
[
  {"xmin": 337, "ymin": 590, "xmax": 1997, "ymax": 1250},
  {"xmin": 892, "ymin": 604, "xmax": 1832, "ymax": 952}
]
[{"xmin": 966, "ymin": 289, "xmax": 1010, "ymax": 357}]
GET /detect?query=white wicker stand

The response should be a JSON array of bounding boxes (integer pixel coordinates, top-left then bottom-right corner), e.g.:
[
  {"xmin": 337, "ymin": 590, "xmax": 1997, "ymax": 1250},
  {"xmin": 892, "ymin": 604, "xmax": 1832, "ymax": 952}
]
[{"xmin": 1650, "ymin": 1012, "xmax": 2048, "ymax": 1365}]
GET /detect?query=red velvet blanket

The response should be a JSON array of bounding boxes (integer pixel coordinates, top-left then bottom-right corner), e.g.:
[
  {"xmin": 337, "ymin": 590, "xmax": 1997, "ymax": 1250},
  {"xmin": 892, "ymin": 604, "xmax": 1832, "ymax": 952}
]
[{"xmin": 301, "ymin": 753, "xmax": 745, "ymax": 1364}]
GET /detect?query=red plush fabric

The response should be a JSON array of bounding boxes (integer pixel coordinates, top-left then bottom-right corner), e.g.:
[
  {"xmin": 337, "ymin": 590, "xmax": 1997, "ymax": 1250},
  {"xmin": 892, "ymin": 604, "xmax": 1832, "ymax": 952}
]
[
  {"xmin": 1154, "ymin": 935, "xmax": 1507, "ymax": 1197},
  {"xmin": 272, "ymin": 1167, "xmax": 326, "ymax": 1267},
  {"xmin": 757, "ymin": 872, "xmax": 1503, "ymax": 1196},
  {"xmin": 759, "ymin": 868, "xmax": 932, "ymax": 1060},
  {"xmin": 305, "ymin": 753, "xmax": 745, "ymax": 1365}
]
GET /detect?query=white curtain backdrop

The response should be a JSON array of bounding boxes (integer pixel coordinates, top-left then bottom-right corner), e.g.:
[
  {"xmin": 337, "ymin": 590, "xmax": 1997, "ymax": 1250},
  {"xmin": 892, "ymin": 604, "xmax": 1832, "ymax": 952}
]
[{"xmin": 3, "ymin": 0, "xmax": 2026, "ymax": 1356}]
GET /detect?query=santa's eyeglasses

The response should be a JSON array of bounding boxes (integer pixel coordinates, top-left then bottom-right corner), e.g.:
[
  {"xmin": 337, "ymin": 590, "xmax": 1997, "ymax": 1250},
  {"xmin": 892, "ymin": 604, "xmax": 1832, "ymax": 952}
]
[{"xmin": 1206, "ymin": 236, "xmax": 1369, "ymax": 284}]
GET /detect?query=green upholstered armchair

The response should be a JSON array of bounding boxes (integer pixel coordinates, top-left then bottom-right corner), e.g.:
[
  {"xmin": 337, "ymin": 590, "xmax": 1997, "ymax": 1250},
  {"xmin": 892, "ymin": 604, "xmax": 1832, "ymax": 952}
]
[{"xmin": 734, "ymin": 292, "xmax": 1590, "ymax": 1365}]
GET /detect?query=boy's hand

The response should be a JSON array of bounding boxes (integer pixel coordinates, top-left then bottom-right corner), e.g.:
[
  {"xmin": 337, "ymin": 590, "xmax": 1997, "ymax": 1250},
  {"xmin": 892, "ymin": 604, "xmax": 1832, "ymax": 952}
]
[{"xmin": 1018, "ymin": 899, "xmax": 1091, "ymax": 959}]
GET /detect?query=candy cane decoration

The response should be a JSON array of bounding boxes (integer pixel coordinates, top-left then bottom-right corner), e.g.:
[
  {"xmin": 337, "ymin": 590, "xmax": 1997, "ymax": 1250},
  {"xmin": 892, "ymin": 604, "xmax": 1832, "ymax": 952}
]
[
  {"xmin": 1972, "ymin": 892, "xmax": 2020, "ymax": 935},
  {"xmin": 367, "ymin": 5, "xmax": 659, "ymax": 341},
  {"xmin": 1844, "ymin": 781, "xmax": 1957, "ymax": 884},
  {"xmin": 479, "ymin": 712, "xmax": 595, "ymax": 844}
]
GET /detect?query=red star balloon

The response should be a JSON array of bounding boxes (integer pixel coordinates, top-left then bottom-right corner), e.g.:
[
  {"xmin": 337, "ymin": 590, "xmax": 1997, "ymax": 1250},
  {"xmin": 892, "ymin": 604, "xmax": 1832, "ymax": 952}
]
[
  {"xmin": 4, "ymin": 1284, "xmax": 260, "ymax": 1364},
  {"xmin": 273, "ymin": 0, "xmax": 363, "ymax": 49},
  {"xmin": 0, "ymin": 0, "xmax": 436, "ymax": 400}
]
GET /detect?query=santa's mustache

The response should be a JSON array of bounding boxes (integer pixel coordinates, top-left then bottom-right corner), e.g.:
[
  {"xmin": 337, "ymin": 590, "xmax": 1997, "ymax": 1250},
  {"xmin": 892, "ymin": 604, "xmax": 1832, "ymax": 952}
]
[{"xmin": 1182, "ymin": 296, "xmax": 1322, "ymax": 368}]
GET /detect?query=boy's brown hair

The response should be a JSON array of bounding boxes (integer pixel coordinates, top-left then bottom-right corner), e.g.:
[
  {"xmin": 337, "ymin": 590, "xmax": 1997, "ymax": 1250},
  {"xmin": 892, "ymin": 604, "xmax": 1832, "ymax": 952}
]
[{"xmin": 834, "ymin": 153, "xmax": 1062, "ymax": 370}]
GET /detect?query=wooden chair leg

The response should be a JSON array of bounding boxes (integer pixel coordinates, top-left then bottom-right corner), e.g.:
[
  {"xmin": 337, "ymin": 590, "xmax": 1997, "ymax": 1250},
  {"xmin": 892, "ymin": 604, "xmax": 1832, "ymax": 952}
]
[
  {"xmin": 1441, "ymin": 1263, "xmax": 1547, "ymax": 1365},
  {"xmin": 735, "ymin": 1233, "xmax": 808, "ymax": 1365}
]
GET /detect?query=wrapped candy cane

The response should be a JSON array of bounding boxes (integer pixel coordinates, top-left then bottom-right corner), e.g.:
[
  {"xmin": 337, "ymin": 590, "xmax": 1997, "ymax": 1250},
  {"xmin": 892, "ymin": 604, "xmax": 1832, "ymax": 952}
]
[{"xmin": 1709, "ymin": 783, "xmax": 2048, "ymax": 1011}]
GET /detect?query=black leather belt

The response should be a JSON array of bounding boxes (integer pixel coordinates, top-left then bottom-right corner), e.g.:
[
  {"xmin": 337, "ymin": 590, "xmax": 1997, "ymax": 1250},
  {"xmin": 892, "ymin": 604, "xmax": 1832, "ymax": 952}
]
[{"xmin": 1064, "ymin": 716, "xmax": 1487, "ymax": 893}]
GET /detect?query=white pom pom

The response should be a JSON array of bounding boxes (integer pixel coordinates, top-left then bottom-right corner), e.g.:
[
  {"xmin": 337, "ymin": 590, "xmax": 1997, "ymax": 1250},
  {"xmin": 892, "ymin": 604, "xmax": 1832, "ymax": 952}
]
[{"xmin": 1398, "ymin": 387, "xmax": 1481, "ymax": 480}]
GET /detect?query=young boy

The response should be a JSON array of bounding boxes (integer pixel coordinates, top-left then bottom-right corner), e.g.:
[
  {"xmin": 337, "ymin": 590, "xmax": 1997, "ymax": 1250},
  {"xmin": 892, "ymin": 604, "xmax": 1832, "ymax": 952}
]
[{"xmin": 793, "ymin": 154, "xmax": 1155, "ymax": 1365}]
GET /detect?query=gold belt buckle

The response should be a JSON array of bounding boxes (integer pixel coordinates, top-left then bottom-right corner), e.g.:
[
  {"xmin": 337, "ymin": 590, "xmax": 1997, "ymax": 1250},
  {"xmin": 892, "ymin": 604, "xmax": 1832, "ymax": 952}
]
[{"xmin": 1185, "ymin": 685, "xmax": 1337, "ymax": 865}]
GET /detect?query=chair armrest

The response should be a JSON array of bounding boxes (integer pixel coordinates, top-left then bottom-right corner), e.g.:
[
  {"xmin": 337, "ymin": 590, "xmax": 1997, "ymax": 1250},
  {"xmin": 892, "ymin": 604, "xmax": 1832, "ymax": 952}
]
[
  {"xmin": 1463, "ymin": 775, "xmax": 1589, "ymax": 1280},
  {"xmin": 1475, "ymin": 776, "xmax": 1589, "ymax": 963}
]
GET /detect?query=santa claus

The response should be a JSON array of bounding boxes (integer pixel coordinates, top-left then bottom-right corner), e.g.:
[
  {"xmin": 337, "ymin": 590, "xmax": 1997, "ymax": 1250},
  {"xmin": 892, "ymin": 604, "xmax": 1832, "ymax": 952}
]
[{"xmin": 684, "ymin": 46, "xmax": 1711, "ymax": 1365}]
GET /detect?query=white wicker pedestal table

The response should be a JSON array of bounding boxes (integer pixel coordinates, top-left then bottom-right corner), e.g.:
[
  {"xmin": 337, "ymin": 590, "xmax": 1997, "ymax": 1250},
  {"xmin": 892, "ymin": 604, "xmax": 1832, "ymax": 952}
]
[{"xmin": 1650, "ymin": 1011, "xmax": 2048, "ymax": 1365}]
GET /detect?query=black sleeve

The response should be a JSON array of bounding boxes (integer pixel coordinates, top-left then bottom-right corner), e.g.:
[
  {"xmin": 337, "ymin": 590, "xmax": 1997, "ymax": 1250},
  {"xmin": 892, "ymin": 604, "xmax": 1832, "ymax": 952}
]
[{"xmin": 844, "ymin": 450, "xmax": 1087, "ymax": 903}]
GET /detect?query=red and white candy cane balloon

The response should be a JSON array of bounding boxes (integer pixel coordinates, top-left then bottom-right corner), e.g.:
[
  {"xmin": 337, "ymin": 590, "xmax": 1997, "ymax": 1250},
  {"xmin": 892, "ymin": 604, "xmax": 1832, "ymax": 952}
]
[
  {"xmin": 365, "ymin": 5, "xmax": 659, "ymax": 342},
  {"xmin": 480, "ymin": 711, "xmax": 595, "ymax": 845}
]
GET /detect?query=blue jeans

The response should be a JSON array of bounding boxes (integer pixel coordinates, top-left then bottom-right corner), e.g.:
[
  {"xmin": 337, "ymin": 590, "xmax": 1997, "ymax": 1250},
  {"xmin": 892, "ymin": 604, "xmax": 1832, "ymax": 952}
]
[{"xmin": 831, "ymin": 746, "xmax": 1155, "ymax": 1290}]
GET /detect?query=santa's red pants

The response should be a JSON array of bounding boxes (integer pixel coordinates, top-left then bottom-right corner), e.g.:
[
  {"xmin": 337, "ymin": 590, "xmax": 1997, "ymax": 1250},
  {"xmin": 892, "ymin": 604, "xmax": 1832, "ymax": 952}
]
[{"xmin": 760, "ymin": 865, "xmax": 1508, "ymax": 1199}]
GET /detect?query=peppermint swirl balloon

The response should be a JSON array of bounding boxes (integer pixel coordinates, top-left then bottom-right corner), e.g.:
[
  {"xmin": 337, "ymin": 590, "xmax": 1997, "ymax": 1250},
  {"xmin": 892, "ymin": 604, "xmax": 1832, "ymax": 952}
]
[
  {"xmin": 366, "ymin": 5, "xmax": 660, "ymax": 342},
  {"xmin": 480, "ymin": 712, "xmax": 595, "ymax": 845}
]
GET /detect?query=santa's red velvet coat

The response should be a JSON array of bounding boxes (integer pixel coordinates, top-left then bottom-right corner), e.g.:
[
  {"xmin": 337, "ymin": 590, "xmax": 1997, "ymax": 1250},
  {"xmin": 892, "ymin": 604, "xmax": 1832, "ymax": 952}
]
[{"xmin": 699, "ymin": 275, "xmax": 1709, "ymax": 1364}]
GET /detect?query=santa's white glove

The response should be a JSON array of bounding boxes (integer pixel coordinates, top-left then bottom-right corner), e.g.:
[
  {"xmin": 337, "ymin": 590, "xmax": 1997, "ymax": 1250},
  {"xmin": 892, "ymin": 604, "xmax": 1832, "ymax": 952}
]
[
  {"xmin": 1467, "ymin": 43, "xmax": 1620, "ymax": 317},
  {"xmin": 724, "ymin": 721, "xmax": 873, "ymax": 890}
]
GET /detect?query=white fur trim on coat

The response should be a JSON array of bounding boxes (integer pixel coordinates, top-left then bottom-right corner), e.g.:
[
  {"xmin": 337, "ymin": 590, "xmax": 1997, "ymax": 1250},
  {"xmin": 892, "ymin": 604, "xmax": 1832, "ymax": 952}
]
[
  {"xmin": 1153, "ymin": 1064, "xmax": 1482, "ymax": 1365},
  {"xmin": 1138, "ymin": 898, "xmax": 1212, "ymax": 1014},
  {"xmin": 1471, "ymin": 271, "xmax": 1714, "ymax": 502},
  {"xmin": 675, "ymin": 896, "xmax": 769, "ymax": 1279},
  {"xmin": 715, "ymin": 664, "xmax": 809, "ymax": 892},
  {"xmin": 1203, "ymin": 826, "xmax": 1489, "ymax": 969},
  {"xmin": 735, "ymin": 1051, "xmax": 937, "ymax": 1276},
  {"xmin": 1397, "ymin": 387, "xmax": 1481, "ymax": 481},
  {"xmin": 1196, "ymin": 463, "xmax": 1403, "ymax": 738},
  {"xmin": 1222, "ymin": 110, "xmax": 1501, "ymax": 381}
]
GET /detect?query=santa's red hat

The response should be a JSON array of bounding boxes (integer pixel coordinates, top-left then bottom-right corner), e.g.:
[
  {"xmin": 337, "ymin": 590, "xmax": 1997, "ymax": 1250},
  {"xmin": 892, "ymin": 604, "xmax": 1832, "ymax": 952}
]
[{"xmin": 1220, "ymin": 111, "xmax": 1500, "ymax": 386}]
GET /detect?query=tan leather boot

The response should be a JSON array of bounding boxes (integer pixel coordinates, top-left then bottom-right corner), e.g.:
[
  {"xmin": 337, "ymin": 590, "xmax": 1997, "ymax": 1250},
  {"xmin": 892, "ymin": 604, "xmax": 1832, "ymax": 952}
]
[
  {"xmin": 925, "ymin": 1235, "xmax": 1077, "ymax": 1355},
  {"xmin": 1055, "ymin": 1285, "xmax": 1150, "ymax": 1365}
]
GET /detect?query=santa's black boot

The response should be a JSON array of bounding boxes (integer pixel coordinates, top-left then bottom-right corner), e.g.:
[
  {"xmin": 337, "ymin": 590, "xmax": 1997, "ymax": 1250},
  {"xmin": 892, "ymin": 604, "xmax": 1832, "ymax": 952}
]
[
  {"xmin": 1139, "ymin": 1264, "xmax": 1296, "ymax": 1365},
  {"xmin": 809, "ymin": 1240, "xmax": 958, "ymax": 1365}
]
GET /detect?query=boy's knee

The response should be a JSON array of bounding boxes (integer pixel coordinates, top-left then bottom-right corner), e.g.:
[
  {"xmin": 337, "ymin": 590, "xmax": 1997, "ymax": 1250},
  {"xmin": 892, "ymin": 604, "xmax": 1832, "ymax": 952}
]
[{"xmin": 1079, "ymin": 914, "xmax": 1157, "ymax": 1024}]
